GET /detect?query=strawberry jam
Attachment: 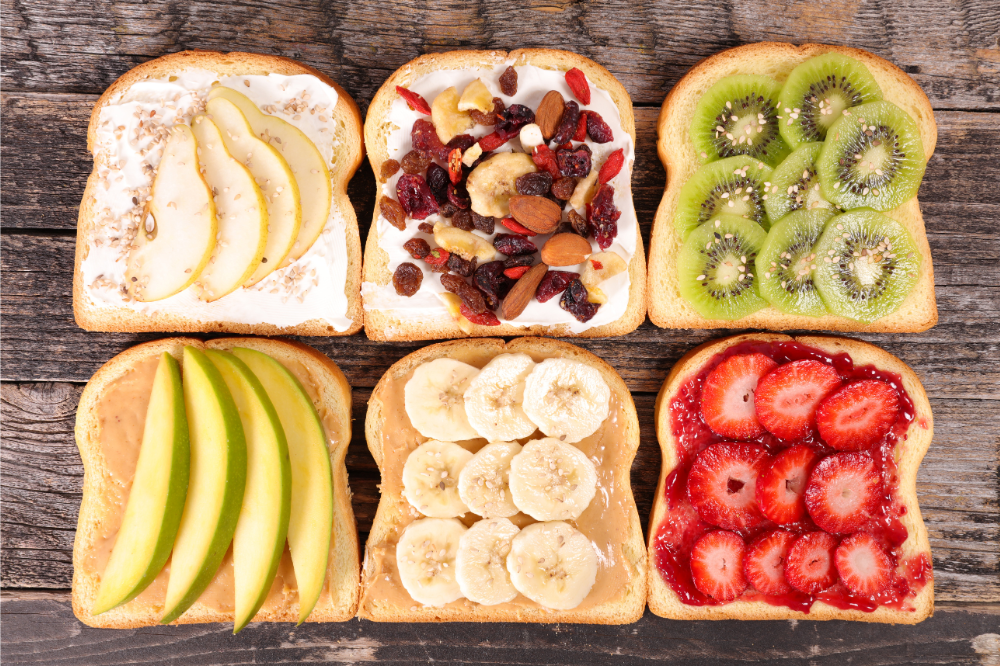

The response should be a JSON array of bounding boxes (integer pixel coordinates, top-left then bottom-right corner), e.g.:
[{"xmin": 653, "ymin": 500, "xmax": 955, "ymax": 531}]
[{"xmin": 653, "ymin": 339, "xmax": 928, "ymax": 613}]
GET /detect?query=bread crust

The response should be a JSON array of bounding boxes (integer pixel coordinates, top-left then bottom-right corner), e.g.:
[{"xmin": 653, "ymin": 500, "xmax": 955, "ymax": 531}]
[
  {"xmin": 361, "ymin": 50, "xmax": 646, "ymax": 341},
  {"xmin": 645, "ymin": 333, "xmax": 934, "ymax": 623},
  {"xmin": 358, "ymin": 337, "xmax": 647, "ymax": 623},
  {"xmin": 72, "ymin": 337, "xmax": 360, "ymax": 628},
  {"xmin": 646, "ymin": 42, "xmax": 938, "ymax": 332},
  {"xmin": 73, "ymin": 50, "xmax": 365, "ymax": 336}
]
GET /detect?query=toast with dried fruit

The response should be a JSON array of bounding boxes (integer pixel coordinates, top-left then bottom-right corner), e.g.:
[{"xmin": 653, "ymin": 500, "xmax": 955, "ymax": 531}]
[
  {"xmin": 362, "ymin": 50, "xmax": 646, "ymax": 341},
  {"xmin": 647, "ymin": 42, "xmax": 938, "ymax": 332},
  {"xmin": 73, "ymin": 51, "xmax": 364, "ymax": 336},
  {"xmin": 647, "ymin": 333, "xmax": 934, "ymax": 623}
]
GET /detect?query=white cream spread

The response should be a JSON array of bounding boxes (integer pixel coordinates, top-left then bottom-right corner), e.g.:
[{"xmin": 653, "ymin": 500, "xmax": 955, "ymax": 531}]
[
  {"xmin": 80, "ymin": 68, "xmax": 354, "ymax": 331},
  {"xmin": 361, "ymin": 63, "xmax": 636, "ymax": 334}
]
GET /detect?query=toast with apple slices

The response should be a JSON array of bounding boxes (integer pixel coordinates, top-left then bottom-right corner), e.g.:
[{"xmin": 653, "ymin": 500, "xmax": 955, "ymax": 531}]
[{"xmin": 72, "ymin": 337, "xmax": 359, "ymax": 628}]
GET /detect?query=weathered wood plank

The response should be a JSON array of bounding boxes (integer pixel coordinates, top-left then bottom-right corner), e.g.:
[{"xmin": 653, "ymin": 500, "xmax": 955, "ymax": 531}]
[{"xmin": 2, "ymin": 0, "xmax": 999, "ymax": 109}]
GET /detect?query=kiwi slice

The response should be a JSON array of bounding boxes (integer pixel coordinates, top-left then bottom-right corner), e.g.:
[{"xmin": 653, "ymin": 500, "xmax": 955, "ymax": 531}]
[
  {"xmin": 674, "ymin": 156, "xmax": 774, "ymax": 240},
  {"xmin": 755, "ymin": 209, "xmax": 836, "ymax": 317},
  {"xmin": 764, "ymin": 142, "xmax": 839, "ymax": 221},
  {"xmin": 812, "ymin": 209, "xmax": 921, "ymax": 323},
  {"xmin": 817, "ymin": 100, "xmax": 926, "ymax": 211},
  {"xmin": 778, "ymin": 53, "xmax": 883, "ymax": 148},
  {"xmin": 690, "ymin": 75, "xmax": 791, "ymax": 167},
  {"xmin": 678, "ymin": 215, "xmax": 769, "ymax": 320}
]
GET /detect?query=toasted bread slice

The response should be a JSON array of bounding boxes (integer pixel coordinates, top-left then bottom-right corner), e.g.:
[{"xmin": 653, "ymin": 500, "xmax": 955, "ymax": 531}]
[
  {"xmin": 647, "ymin": 42, "xmax": 938, "ymax": 332},
  {"xmin": 362, "ymin": 50, "xmax": 646, "ymax": 341},
  {"xmin": 72, "ymin": 337, "xmax": 359, "ymax": 627},
  {"xmin": 646, "ymin": 333, "xmax": 934, "ymax": 623},
  {"xmin": 73, "ymin": 51, "xmax": 364, "ymax": 336},
  {"xmin": 358, "ymin": 337, "xmax": 647, "ymax": 623}
]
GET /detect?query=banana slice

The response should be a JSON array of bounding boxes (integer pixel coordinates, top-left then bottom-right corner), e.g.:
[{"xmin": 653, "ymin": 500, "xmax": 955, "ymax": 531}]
[
  {"xmin": 509, "ymin": 438, "xmax": 598, "ymax": 521},
  {"xmin": 522, "ymin": 358, "xmax": 611, "ymax": 443},
  {"xmin": 466, "ymin": 152, "xmax": 537, "ymax": 218},
  {"xmin": 403, "ymin": 440, "xmax": 474, "ymax": 517},
  {"xmin": 455, "ymin": 517, "xmax": 520, "ymax": 605},
  {"xmin": 431, "ymin": 86, "xmax": 474, "ymax": 144},
  {"xmin": 458, "ymin": 440, "xmax": 522, "ymax": 518},
  {"xmin": 396, "ymin": 517, "xmax": 467, "ymax": 607},
  {"xmin": 506, "ymin": 521, "xmax": 598, "ymax": 610},
  {"xmin": 404, "ymin": 358, "xmax": 481, "ymax": 441},
  {"xmin": 464, "ymin": 353, "xmax": 538, "ymax": 442},
  {"xmin": 457, "ymin": 79, "xmax": 494, "ymax": 114},
  {"xmin": 433, "ymin": 222, "xmax": 497, "ymax": 262}
]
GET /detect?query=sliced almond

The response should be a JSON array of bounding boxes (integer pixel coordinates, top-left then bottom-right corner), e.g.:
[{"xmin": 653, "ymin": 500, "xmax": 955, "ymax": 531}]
[
  {"xmin": 508, "ymin": 195, "xmax": 562, "ymax": 234},
  {"xmin": 540, "ymin": 233, "xmax": 592, "ymax": 267},
  {"xmin": 501, "ymin": 263, "xmax": 548, "ymax": 320},
  {"xmin": 535, "ymin": 91, "xmax": 565, "ymax": 140}
]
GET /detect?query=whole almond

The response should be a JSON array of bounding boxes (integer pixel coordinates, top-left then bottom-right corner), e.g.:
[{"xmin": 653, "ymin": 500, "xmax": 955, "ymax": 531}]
[
  {"xmin": 508, "ymin": 195, "xmax": 562, "ymax": 234},
  {"xmin": 541, "ymin": 233, "xmax": 592, "ymax": 267},
  {"xmin": 501, "ymin": 263, "xmax": 548, "ymax": 320},
  {"xmin": 535, "ymin": 90, "xmax": 565, "ymax": 140}
]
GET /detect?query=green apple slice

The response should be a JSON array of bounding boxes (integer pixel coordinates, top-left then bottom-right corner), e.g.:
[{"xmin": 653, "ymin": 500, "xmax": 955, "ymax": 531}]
[
  {"xmin": 205, "ymin": 350, "xmax": 291, "ymax": 633},
  {"xmin": 231, "ymin": 347, "xmax": 333, "ymax": 624},
  {"xmin": 161, "ymin": 347, "xmax": 247, "ymax": 625},
  {"xmin": 207, "ymin": 87, "xmax": 331, "ymax": 266},
  {"xmin": 190, "ymin": 115, "xmax": 269, "ymax": 302},
  {"xmin": 206, "ymin": 97, "xmax": 301, "ymax": 287},
  {"xmin": 92, "ymin": 353, "xmax": 190, "ymax": 615},
  {"xmin": 125, "ymin": 125, "xmax": 217, "ymax": 301}
]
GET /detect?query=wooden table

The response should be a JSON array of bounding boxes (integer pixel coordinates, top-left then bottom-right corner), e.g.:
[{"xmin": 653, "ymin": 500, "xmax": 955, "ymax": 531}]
[{"xmin": 2, "ymin": 1, "xmax": 998, "ymax": 663}]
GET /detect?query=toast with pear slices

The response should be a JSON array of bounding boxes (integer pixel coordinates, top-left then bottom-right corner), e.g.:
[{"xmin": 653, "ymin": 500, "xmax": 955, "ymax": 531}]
[
  {"xmin": 72, "ymin": 337, "xmax": 359, "ymax": 628},
  {"xmin": 73, "ymin": 50, "xmax": 365, "ymax": 336},
  {"xmin": 646, "ymin": 42, "xmax": 938, "ymax": 333},
  {"xmin": 359, "ymin": 337, "xmax": 647, "ymax": 623}
]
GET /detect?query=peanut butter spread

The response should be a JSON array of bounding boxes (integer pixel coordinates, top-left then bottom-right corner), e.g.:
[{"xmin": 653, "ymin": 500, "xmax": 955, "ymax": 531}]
[{"xmin": 360, "ymin": 348, "xmax": 637, "ymax": 615}]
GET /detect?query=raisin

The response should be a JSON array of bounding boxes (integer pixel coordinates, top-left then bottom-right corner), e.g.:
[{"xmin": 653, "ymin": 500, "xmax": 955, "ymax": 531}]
[
  {"xmin": 551, "ymin": 177, "xmax": 577, "ymax": 200},
  {"xmin": 393, "ymin": 262, "xmax": 423, "ymax": 297},
  {"xmin": 536, "ymin": 270, "xmax": 579, "ymax": 303},
  {"xmin": 496, "ymin": 104, "xmax": 535, "ymax": 140},
  {"xmin": 531, "ymin": 144, "xmax": 561, "ymax": 178},
  {"xmin": 426, "ymin": 163, "xmax": 450, "ymax": 204},
  {"xmin": 586, "ymin": 111, "xmax": 614, "ymax": 143},
  {"xmin": 461, "ymin": 304, "xmax": 501, "ymax": 326},
  {"xmin": 557, "ymin": 145, "xmax": 592, "ymax": 178},
  {"xmin": 516, "ymin": 171, "xmax": 553, "ymax": 196},
  {"xmin": 418, "ymin": 222, "xmax": 435, "ymax": 234},
  {"xmin": 446, "ymin": 134, "xmax": 476, "ymax": 154},
  {"xmin": 403, "ymin": 237, "xmax": 431, "ymax": 259},
  {"xmin": 440, "ymin": 274, "xmax": 487, "ymax": 314},
  {"xmin": 470, "ymin": 97, "xmax": 504, "ymax": 125},
  {"xmin": 380, "ymin": 159, "xmax": 400, "ymax": 182},
  {"xmin": 503, "ymin": 254, "xmax": 535, "ymax": 270},
  {"xmin": 438, "ymin": 200, "xmax": 457, "ymax": 218},
  {"xmin": 588, "ymin": 184, "xmax": 621, "ymax": 250},
  {"xmin": 474, "ymin": 260, "xmax": 515, "ymax": 310},
  {"xmin": 411, "ymin": 119, "xmax": 450, "ymax": 161},
  {"xmin": 395, "ymin": 175, "xmax": 438, "ymax": 220},
  {"xmin": 598, "ymin": 148, "xmax": 625, "ymax": 184},
  {"xmin": 452, "ymin": 210, "xmax": 474, "ymax": 231},
  {"xmin": 493, "ymin": 233, "xmax": 537, "ymax": 257},
  {"xmin": 380, "ymin": 196, "xmax": 406, "ymax": 230},
  {"xmin": 447, "ymin": 183, "xmax": 471, "ymax": 210},
  {"xmin": 400, "ymin": 150, "xmax": 431, "ymax": 175},
  {"xmin": 568, "ymin": 209, "xmax": 589, "ymax": 236},
  {"xmin": 471, "ymin": 211, "xmax": 495, "ymax": 234},
  {"xmin": 559, "ymin": 278, "xmax": 599, "ymax": 322},
  {"xmin": 551, "ymin": 100, "xmax": 580, "ymax": 145},
  {"xmin": 499, "ymin": 66, "xmax": 518, "ymax": 96},
  {"xmin": 446, "ymin": 252, "xmax": 477, "ymax": 277}
]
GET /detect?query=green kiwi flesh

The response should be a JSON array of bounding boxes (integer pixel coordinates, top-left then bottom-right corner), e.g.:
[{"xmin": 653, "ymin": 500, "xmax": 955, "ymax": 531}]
[
  {"xmin": 818, "ymin": 100, "xmax": 926, "ymax": 211},
  {"xmin": 764, "ymin": 142, "xmax": 840, "ymax": 222},
  {"xmin": 674, "ymin": 156, "xmax": 774, "ymax": 240},
  {"xmin": 678, "ymin": 215, "xmax": 769, "ymax": 320},
  {"xmin": 691, "ymin": 75, "xmax": 791, "ymax": 167},
  {"xmin": 812, "ymin": 209, "xmax": 921, "ymax": 323},
  {"xmin": 778, "ymin": 53, "xmax": 883, "ymax": 148},
  {"xmin": 755, "ymin": 209, "xmax": 836, "ymax": 317}
]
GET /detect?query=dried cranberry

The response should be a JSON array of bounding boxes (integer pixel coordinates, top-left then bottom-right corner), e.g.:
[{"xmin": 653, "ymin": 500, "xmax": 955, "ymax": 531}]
[
  {"xmin": 493, "ymin": 233, "xmax": 537, "ymax": 257},
  {"xmin": 531, "ymin": 144, "xmax": 561, "ymax": 178},
  {"xmin": 452, "ymin": 210, "xmax": 474, "ymax": 231},
  {"xmin": 503, "ymin": 254, "xmax": 535, "ymax": 270},
  {"xmin": 438, "ymin": 200, "xmax": 457, "ymax": 218},
  {"xmin": 446, "ymin": 134, "xmax": 476, "ymax": 154},
  {"xmin": 573, "ymin": 112, "xmax": 588, "ymax": 142},
  {"xmin": 380, "ymin": 159, "xmax": 400, "ymax": 182},
  {"xmin": 564, "ymin": 68, "xmax": 591, "ymax": 105},
  {"xmin": 447, "ymin": 183, "xmax": 471, "ymax": 210},
  {"xmin": 426, "ymin": 163, "xmax": 450, "ymax": 204},
  {"xmin": 499, "ymin": 66, "xmax": 518, "ymax": 96},
  {"xmin": 536, "ymin": 270, "xmax": 579, "ymax": 303},
  {"xmin": 557, "ymin": 145, "xmax": 592, "ymax": 178},
  {"xmin": 411, "ymin": 119, "xmax": 450, "ymax": 161},
  {"xmin": 400, "ymin": 150, "xmax": 431, "ymax": 175},
  {"xmin": 418, "ymin": 222, "xmax": 435, "ymax": 234},
  {"xmin": 396, "ymin": 86, "xmax": 432, "ymax": 114},
  {"xmin": 474, "ymin": 261, "xmax": 515, "ymax": 310},
  {"xmin": 516, "ymin": 171, "xmax": 553, "ymax": 197},
  {"xmin": 471, "ymin": 211, "xmax": 495, "ymax": 234},
  {"xmin": 551, "ymin": 177, "xmax": 577, "ymax": 200},
  {"xmin": 380, "ymin": 196, "xmax": 406, "ymax": 230},
  {"xmin": 395, "ymin": 175, "xmax": 438, "ymax": 220},
  {"xmin": 447, "ymin": 252, "xmax": 477, "ymax": 277},
  {"xmin": 599, "ymin": 148, "xmax": 625, "ymax": 184},
  {"xmin": 568, "ymin": 209, "xmax": 589, "ymax": 236},
  {"xmin": 393, "ymin": 262, "xmax": 423, "ymax": 296},
  {"xmin": 586, "ymin": 111, "xmax": 613, "ymax": 143},
  {"xmin": 551, "ymin": 101, "xmax": 580, "ymax": 145},
  {"xmin": 441, "ymin": 274, "xmax": 487, "ymax": 314},
  {"xmin": 559, "ymin": 278, "xmax": 599, "ymax": 322},
  {"xmin": 461, "ymin": 304, "xmax": 501, "ymax": 326},
  {"xmin": 495, "ymin": 104, "xmax": 535, "ymax": 140},
  {"xmin": 403, "ymin": 237, "xmax": 431, "ymax": 259},
  {"xmin": 588, "ymin": 184, "xmax": 621, "ymax": 250}
]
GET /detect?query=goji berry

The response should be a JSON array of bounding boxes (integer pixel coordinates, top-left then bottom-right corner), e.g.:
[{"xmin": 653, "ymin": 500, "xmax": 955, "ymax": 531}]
[
  {"xmin": 460, "ymin": 304, "xmax": 501, "ymax": 326},
  {"xmin": 504, "ymin": 265, "xmax": 531, "ymax": 279},
  {"xmin": 424, "ymin": 248, "xmax": 450, "ymax": 267},
  {"xmin": 598, "ymin": 148, "xmax": 625, "ymax": 184},
  {"xmin": 531, "ymin": 144, "xmax": 561, "ymax": 178},
  {"xmin": 477, "ymin": 131, "xmax": 507, "ymax": 152},
  {"xmin": 573, "ymin": 112, "xmax": 588, "ymax": 142},
  {"xmin": 396, "ymin": 86, "xmax": 431, "ymax": 115},
  {"xmin": 448, "ymin": 148, "xmax": 463, "ymax": 185},
  {"xmin": 564, "ymin": 68, "xmax": 591, "ymax": 105},
  {"xmin": 501, "ymin": 217, "xmax": 537, "ymax": 236}
]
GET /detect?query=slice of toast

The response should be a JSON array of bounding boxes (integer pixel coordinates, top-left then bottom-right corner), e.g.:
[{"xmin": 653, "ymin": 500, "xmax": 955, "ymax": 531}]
[
  {"xmin": 362, "ymin": 50, "xmax": 646, "ymax": 341},
  {"xmin": 646, "ymin": 333, "xmax": 934, "ymax": 623},
  {"xmin": 72, "ymin": 337, "xmax": 359, "ymax": 627},
  {"xmin": 647, "ymin": 42, "xmax": 938, "ymax": 332},
  {"xmin": 73, "ymin": 51, "xmax": 365, "ymax": 336},
  {"xmin": 358, "ymin": 337, "xmax": 647, "ymax": 623}
]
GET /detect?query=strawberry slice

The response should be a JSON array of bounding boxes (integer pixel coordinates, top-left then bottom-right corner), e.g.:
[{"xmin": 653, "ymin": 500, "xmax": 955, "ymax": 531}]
[
  {"xmin": 805, "ymin": 452, "xmax": 881, "ymax": 534},
  {"xmin": 816, "ymin": 380, "xmax": 900, "ymax": 451},
  {"xmin": 686, "ymin": 443, "xmax": 773, "ymax": 531},
  {"xmin": 754, "ymin": 360, "xmax": 842, "ymax": 440},
  {"xmin": 690, "ymin": 530, "xmax": 747, "ymax": 602},
  {"xmin": 785, "ymin": 531, "xmax": 839, "ymax": 594},
  {"xmin": 744, "ymin": 530, "xmax": 796, "ymax": 595},
  {"xmin": 756, "ymin": 444, "xmax": 822, "ymax": 524},
  {"xmin": 700, "ymin": 353, "xmax": 778, "ymax": 439},
  {"xmin": 835, "ymin": 532, "xmax": 893, "ymax": 597}
]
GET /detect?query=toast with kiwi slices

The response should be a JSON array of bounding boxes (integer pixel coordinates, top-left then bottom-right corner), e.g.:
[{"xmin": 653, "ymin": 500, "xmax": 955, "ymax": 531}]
[{"xmin": 647, "ymin": 43, "xmax": 937, "ymax": 332}]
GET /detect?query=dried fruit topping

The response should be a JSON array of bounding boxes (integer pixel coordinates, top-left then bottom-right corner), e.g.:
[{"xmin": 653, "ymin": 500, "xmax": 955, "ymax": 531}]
[
  {"xmin": 496, "ymin": 104, "xmax": 535, "ymax": 140},
  {"xmin": 504, "ymin": 265, "xmax": 532, "ymax": 279},
  {"xmin": 474, "ymin": 260, "xmax": 515, "ymax": 310},
  {"xmin": 535, "ymin": 91, "xmax": 566, "ymax": 140},
  {"xmin": 471, "ymin": 211, "xmax": 495, "ymax": 234},
  {"xmin": 457, "ymin": 79, "xmax": 494, "ymax": 114},
  {"xmin": 541, "ymin": 233, "xmax": 592, "ymax": 267},
  {"xmin": 417, "ymin": 222, "xmax": 435, "ymax": 234},
  {"xmin": 754, "ymin": 360, "xmax": 842, "ymax": 441},
  {"xmin": 564, "ymin": 68, "xmax": 591, "ymax": 105},
  {"xmin": 447, "ymin": 182, "xmax": 471, "ymax": 210},
  {"xmin": 690, "ymin": 530, "xmax": 747, "ymax": 602},
  {"xmin": 451, "ymin": 210, "xmax": 474, "ymax": 231},
  {"xmin": 440, "ymin": 273, "xmax": 487, "ymax": 314},
  {"xmin": 816, "ymin": 380, "xmax": 900, "ymax": 451},
  {"xmin": 395, "ymin": 174, "xmax": 439, "ymax": 220},
  {"xmin": 587, "ymin": 183, "xmax": 621, "ymax": 250},
  {"xmin": 499, "ymin": 66, "xmax": 518, "ymax": 96},
  {"xmin": 535, "ymin": 270, "xmax": 578, "ymax": 303},
  {"xmin": 438, "ymin": 200, "xmax": 457, "ymax": 218},
  {"xmin": 573, "ymin": 112, "xmax": 589, "ymax": 142},
  {"xmin": 551, "ymin": 100, "xmax": 581, "ymax": 145},
  {"xmin": 430, "ymin": 86, "xmax": 474, "ymax": 144},
  {"xmin": 785, "ymin": 531, "xmax": 839, "ymax": 594},
  {"xmin": 569, "ymin": 171, "xmax": 599, "ymax": 209},
  {"xmin": 567, "ymin": 209, "xmax": 589, "ymax": 236},
  {"xmin": 531, "ymin": 144, "xmax": 561, "ymax": 178},
  {"xmin": 559, "ymin": 278, "xmax": 600, "ymax": 322},
  {"xmin": 461, "ymin": 143, "xmax": 484, "ymax": 167},
  {"xmin": 434, "ymin": 222, "xmax": 497, "ymax": 262},
  {"xmin": 426, "ymin": 163, "xmax": 450, "ymax": 204},
  {"xmin": 379, "ymin": 195, "xmax": 406, "ymax": 231},
  {"xmin": 380, "ymin": 159, "xmax": 400, "ymax": 182},
  {"xmin": 519, "ymin": 123, "xmax": 545, "ymax": 153},
  {"xmin": 586, "ymin": 111, "xmax": 613, "ymax": 143},
  {"xmin": 501, "ymin": 217, "xmax": 537, "ymax": 237},
  {"xmin": 476, "ymin": 131, "xmax": 508, "ymax": 153},
  {"xmin": 515, "ymin": 171, "xmax": 554, "ymax": 197},
  {"xmin": 461, "ymin": 303, "xmax": 501, "ymax": 326},
  {"xmin": 470, "ymin": 98, "xmax": 501, "ymax": 126},
  {"xmin": 508, "ymin": 195, "xmax": 562, "ymax": 234},
  {"xmin": 686, "ymin": 442, "xmax": 773, "ymax": 532},
  {"xmin": 500, "ymin": 263, "xmax": 549, "ymax": 320},
  {"xmin": 400, "ymin": 150, "xmax": 431, "ymax": 175},
  {"xmin": 598, "ymin": 148, "xmax": 625, "ymax": 184},
  {"xmin": 445, "ymin": 149, "xmax": 463, "ymax": 185},
  {"xmin": 557, "ymin": 145, "xmax": 592, "ymax": 178},
  {"xmin": 700, "ymin": 353, "xmax": 779, "ymax": 439},
  {"xmin": 396, "ymin": 86, "xmax": 432, "ymax": 115},
  {"xmin": 756, "ymin": 444, "xmax": 822, "ymax": 525},
  {"xmin": 447, "ymin": 252, "xmax": 477, "ymax": 277},
  {"xmin": 551, "ymin": 176, "xmax": 577, "ymax": 201},
  {"xmin": 804, "ymin": 452, "xmax": 881, "ymax": 534},
  {"xmin": 403, "ymin": 237, "xmax": 431, "ymax": 260},
  {"xmin": 503, "ymin": 254, "xmax": 535, "ymax": 270},
  {"xmin": 446, "ymin": 134, "xmax": 477, "ymax": 154},
  {"xmin": 411, "ymin": 119, "xmax": 450, "ymax": 161},
  {"xmin": 393, "ymin": 262, "xmax": 423, "ymax": 296},
  {"xmin": 424, "ymin": 247, "xmax": 450, "ymax": 268},
  {"xmin": 835, "ymin": 533, "xmax": 893, "ymax": 597},
  {"xmin": 744, "ymin": 530, "xmax": 796, "ymax": 596},
  {"xmin": 493, "ymin": 233, "xmax": 537, "ymax": 256}
]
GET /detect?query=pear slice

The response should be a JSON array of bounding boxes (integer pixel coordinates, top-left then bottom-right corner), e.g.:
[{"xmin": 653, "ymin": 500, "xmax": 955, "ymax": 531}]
[
  {"xmin": 206, "ymin": 97, "xmax": 301, "ymax": 286},
  {"xmin": 207, "ymin": 87, "xmax": 331, "ymax": 266},
  {"xmin": 92, "ymin": 353, "xmax": 189, "ymax": 615},
  {"xmin": 125, "ymin": 125, "xmax": 216, "ymax": 301},
  {"xmin": 190, "ymin": 115, "xmax": 269, "ymax": 302}
]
